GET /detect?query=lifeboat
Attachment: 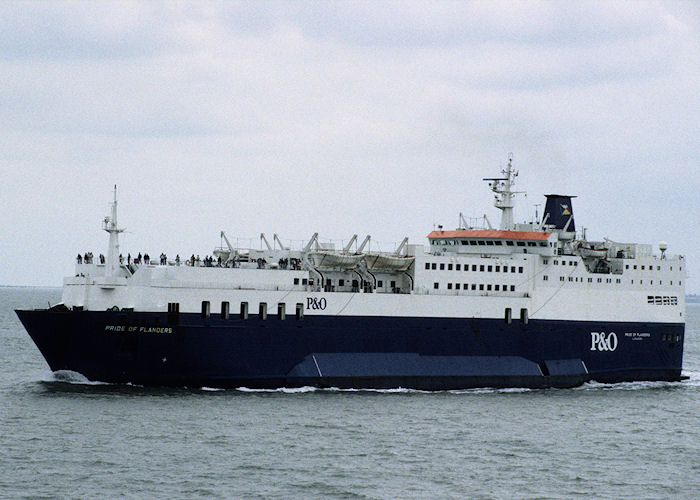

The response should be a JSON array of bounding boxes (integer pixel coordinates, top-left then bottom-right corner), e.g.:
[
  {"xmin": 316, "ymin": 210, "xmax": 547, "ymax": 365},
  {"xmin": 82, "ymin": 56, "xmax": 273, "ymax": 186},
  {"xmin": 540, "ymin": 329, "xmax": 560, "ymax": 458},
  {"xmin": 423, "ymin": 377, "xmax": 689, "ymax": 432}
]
[
  {"xmin": 364, "ymin": 253, "xmax": 415, "ymax": 271},
  {"xmin": 308, "ymin": 251, "xmax": 364, "ymax": 269},
  {"xmin": 576, "ymin": 242, "xmax": 608, "ymax": 259}
]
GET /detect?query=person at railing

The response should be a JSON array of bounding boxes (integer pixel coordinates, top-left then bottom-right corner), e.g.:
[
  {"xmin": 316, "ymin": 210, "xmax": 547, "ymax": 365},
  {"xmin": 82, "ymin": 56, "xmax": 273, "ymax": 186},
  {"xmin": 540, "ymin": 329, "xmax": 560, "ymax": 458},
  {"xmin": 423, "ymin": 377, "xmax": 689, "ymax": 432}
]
[{"xmin": 76, "ymin": 254, "xmax": 82, "ymax": 264}]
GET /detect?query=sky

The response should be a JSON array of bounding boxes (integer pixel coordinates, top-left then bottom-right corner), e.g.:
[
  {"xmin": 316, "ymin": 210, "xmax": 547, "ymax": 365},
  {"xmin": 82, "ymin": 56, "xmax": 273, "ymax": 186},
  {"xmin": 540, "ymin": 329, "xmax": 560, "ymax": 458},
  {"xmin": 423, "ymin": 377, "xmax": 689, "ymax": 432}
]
[{"xmin": 1, "ymin": 1, "xmax": 698, "ymax": 293}]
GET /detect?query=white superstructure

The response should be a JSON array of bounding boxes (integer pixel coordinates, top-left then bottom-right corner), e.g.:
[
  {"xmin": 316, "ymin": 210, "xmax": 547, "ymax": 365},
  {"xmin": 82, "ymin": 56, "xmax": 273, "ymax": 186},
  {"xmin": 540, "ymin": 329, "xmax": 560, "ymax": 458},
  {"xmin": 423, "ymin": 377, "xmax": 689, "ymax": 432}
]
[{"xmin": 64, "ymin": 159, "xmax": 686, "ymax": 326}]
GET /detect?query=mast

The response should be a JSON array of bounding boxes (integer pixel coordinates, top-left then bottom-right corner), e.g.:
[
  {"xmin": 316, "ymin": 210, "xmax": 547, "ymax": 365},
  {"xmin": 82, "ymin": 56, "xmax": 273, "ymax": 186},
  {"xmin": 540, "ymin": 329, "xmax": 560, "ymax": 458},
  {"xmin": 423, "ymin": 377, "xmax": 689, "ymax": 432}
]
[
  {"xmin": 483, "ymin": 154, "xmax": 521, "ymax": 231},
  {"xmin": 103, "ymin": 185, "xmax": 125, "ymax": 276}
]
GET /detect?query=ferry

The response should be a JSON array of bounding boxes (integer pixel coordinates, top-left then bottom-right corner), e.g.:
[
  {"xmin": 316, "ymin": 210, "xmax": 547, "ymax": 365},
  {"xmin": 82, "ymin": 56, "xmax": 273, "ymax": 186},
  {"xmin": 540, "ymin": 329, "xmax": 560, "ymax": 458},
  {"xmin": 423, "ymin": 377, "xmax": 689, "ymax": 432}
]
[{"xmin": 16, "ymin": 157, "xmax": 686, "ymax": 389}]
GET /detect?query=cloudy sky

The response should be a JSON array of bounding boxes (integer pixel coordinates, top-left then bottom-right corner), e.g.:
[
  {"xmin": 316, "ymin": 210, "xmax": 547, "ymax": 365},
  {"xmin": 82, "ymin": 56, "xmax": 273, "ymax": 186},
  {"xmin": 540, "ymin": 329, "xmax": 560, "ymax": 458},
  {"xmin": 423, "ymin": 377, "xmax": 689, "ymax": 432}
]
[{"xmin": 1, "ymin": 1, "xmax": 698, "ymax": 293}]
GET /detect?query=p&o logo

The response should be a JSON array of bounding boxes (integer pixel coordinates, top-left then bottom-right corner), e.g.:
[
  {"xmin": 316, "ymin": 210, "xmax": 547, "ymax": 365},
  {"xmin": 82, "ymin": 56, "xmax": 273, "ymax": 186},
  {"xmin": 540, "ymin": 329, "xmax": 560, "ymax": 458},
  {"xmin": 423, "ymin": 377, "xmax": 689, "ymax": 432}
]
[
  {"xmin": 590, "ymin": 331, "xmax": 618, "ymax": 352},
  {"xmin": 306, "ymin": 297, "xmax": 327, "ymax": 310}
]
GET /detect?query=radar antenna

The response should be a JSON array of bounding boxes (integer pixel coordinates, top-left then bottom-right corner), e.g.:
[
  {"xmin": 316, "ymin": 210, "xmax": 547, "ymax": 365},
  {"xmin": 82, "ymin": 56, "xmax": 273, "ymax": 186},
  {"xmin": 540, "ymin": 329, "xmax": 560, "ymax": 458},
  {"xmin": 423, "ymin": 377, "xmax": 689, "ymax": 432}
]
[{"xmin": 482, "ymin": 154, "xmax": 525, "ymax": 230}]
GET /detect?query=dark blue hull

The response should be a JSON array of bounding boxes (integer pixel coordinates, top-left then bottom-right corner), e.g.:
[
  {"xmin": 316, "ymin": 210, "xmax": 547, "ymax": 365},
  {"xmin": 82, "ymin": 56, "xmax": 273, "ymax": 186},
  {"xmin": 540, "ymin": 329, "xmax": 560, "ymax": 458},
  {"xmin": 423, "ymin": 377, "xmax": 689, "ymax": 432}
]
[{"xmin": 16, "ymin": 309, "xmax": 685, "ymax": 389}]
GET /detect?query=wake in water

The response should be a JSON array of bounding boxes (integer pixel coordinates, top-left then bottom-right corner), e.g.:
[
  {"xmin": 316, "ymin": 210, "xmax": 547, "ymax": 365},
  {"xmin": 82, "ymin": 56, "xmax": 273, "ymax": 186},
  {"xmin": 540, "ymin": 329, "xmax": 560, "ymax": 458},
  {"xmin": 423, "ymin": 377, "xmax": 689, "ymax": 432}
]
[
  {"xmin": 575, "ymin": 370, "xmax": 700, "ymax": 391},
  {"xmin": 232, "ymin": 385, "xmax": 534, "ymax": 395},
  {"xmin": 41, "ymin": 370, "xmax": 110, "ymax": 386},
  {"xmin": 34, "ymin": 370, "xmax": 700, "ymax": 394}
]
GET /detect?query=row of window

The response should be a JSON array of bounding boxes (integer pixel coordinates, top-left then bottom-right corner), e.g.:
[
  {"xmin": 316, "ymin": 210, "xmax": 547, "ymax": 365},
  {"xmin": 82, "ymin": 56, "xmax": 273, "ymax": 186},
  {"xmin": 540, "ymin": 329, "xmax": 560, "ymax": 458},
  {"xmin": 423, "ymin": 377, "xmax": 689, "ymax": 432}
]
[
  {"xmin": 647, "ymin": 296, "xmax": 679, "ymax": 305},
  {"xmin": 549, "ymin": 276, "xmax": 622, "ymax": 284},
  {"xmin": 662, "ymin": 333, "xmax": 681, "ymax": 342},
  {"xmin": 292, "ymin": 278, "xmax": 401, "ymax": 290},
  {"xmin": 631, "ymin": 280, "xmax": 681, "ymax": 286},
  {"xmin": 431, "ymin": 239, "xmax": 547, "ymax": 248},
  {"xmin": 543, "ymin": 259, "xmax": 578, "ymax": 267},
  {"xmin": 196, "ymin": 301, "xmax": 305, "ymax": 320},
  {"xmin": 434, "ymin": 282, "xmax": 516, "ymax": 292},
  {"xmin": 425, "ymin": 262, "xmax": 524, "ymax": 273},
  {"xmin": 544, "ymin": 275, "xmax": 682, "ymax": 286},
  {"xmin": 627, "ymin": 264, "xmax": 682, "ymax": 271}
]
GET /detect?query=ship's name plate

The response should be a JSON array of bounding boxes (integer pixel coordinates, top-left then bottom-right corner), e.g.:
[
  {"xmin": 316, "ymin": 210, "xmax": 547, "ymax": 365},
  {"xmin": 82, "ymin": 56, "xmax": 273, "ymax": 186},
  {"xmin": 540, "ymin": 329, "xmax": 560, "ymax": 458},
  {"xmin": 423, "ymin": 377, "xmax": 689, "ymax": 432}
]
[{"xmin": 104, "ymin": 325, "xmax": 173, "ymax": 334}]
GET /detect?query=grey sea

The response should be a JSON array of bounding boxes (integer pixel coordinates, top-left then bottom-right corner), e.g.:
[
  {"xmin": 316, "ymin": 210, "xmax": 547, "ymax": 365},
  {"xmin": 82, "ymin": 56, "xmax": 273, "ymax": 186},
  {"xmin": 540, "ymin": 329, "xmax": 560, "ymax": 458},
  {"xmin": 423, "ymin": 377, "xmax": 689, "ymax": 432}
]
[{"xmin": 1, "ymin": 287, "xmax": 699, "ymax": 499}]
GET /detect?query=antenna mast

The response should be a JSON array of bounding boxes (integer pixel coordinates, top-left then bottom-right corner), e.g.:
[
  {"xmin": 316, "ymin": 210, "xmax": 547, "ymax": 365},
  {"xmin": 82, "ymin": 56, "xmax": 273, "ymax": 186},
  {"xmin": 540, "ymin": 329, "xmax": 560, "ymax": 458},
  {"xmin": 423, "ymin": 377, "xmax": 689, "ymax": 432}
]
[
  {"xmin": 103, "ymin": 185, "xmax": 125, "ymax": 276},
  {"xmin": 482, "ymin": 154, "xmax": 523, "ymax": 230}
]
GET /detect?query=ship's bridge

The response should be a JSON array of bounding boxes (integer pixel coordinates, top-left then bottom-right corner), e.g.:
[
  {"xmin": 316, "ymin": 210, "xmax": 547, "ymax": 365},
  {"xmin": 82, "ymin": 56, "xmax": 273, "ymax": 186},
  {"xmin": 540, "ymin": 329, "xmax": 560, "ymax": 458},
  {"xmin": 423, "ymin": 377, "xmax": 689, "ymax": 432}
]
[{"xmin": 427, "ymin": 229, "xmax": 557, "ymax": 256}]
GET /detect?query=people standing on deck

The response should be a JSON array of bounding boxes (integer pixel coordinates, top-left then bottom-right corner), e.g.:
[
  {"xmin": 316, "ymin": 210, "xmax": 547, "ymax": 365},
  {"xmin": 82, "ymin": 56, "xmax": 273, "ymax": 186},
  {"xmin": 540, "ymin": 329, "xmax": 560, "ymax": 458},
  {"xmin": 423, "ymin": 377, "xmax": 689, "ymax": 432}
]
[
  {"xmin": 99, "ymin": 254, "xmax": 105, "ymax": 264},
  {"xmin": 175, "ymin": 254, "xmax": 180, "ymax": 266},
  {"xmin": 76, "ymin": 254, "xmax": 82, "ymax": 264}
]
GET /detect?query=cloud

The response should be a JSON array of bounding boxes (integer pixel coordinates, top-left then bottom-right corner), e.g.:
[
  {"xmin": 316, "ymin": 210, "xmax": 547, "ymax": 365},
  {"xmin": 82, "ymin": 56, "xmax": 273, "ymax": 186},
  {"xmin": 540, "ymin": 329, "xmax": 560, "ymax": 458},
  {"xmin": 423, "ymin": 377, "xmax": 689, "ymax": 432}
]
[{"xmin": 0, "ymin": 1, "xmax": 698, "ymax": 289}]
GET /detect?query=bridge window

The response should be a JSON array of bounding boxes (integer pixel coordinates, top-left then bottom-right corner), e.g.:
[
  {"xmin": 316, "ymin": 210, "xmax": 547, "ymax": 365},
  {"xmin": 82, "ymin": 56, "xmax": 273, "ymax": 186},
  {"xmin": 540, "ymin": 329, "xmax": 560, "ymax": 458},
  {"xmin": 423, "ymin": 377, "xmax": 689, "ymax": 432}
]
[
  {"xmin": 447, "ymin": 283, "xmax": 453, "ymax": 290},
  {"xmin": 448, "ymin": 264, "xmax": 453, "ymax": 270},
  {"xmin": 470, "ymin": 241, "xmax": 478, "ymax": 246},
  {"xmin": 480, "ymin": 265, "xmax": 485, "ymax": 272},
  {"xmin": 517, "ymin": 242, "xmax": 525, "ymax": 247},
  {"xmin": 455, "ymin": 283, "xmax": 460, "ymax": 290},
  {"xmin": 495, "ymin": 241, "xmax": 503, "ymax": 246},
  {"xmin": 496, "ymin": 266, "xmax": 500, "ymax": 272},
  {"xmin": 472, "ymin": 265, "xmax": 477, "ymax": 271},
  {"xmin": 479, "ymin": 284, "xmax": 484, "ymax": 290},
  {"xmin": 339, "ymin": 279, "xmax": 345, "ymax": 286},
  {"xmin": 432, "ymin": 263, "xmax": 437, "ymax": 270},
  {"xmin": 434, "ymin": 282, "xmax": 439, "ymax": 289},
  {"xmin": 486, "ymin": 241, "xmax": 494, "ymax": 246},
  {"xmin": 440, "ymin": 263, "xmax": 445, "ymax": 270},
  {"xmin": 527, "ymin": 242, "xmax": 536, "ymax": 247},
  {"xmin": 377, "ymin": 280, "xmax": 383, "ymax": 288},
  {"xmin": 543, "ymin": 275, "xmax": 548, "ymax": 281},
  {"xmin": 487, "ymin": 265, "xmax": 492, "ymax": 272},
  {"xmin": 495, "ymin": 284, "xmax": 500, "ymax": 291},
  {"xmin": 425, "ymin": 263, "xmax": 430, "ymax": 270},
  {"xmin": 506, "ymin": 241, "xmax": 514, "ymax": 246},
  {"xmin": 294, "ymin": 278, "xmax": 300, "ymax": 285},
  {"xmin": 478, "ymin": 241, "xmax": 486, "ymax": 246},
  {"xmin": 510, "ymin": 285, "xmax": 515, "ymax": 291},
  {"xmin": 455, "ymin": 264, "xmax": 461, "ymax": 271}
]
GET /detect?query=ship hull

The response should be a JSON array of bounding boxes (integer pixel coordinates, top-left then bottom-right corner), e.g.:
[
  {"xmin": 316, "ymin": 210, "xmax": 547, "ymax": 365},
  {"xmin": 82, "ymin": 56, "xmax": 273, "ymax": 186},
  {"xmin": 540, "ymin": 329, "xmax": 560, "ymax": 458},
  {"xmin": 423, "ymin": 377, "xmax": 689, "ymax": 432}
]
[{"xmin": 16, "ymin": 309, "xmax": 685, "ymax": 389}]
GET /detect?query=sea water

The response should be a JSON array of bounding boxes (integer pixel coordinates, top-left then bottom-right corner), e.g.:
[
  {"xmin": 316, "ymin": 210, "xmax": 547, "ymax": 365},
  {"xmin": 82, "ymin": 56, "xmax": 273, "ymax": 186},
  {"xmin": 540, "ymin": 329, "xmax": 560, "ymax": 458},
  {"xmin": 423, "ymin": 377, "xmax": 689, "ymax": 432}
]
[{"xmin": 1, "ymin": 287, "xmax": 698, "ymax": 499}]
